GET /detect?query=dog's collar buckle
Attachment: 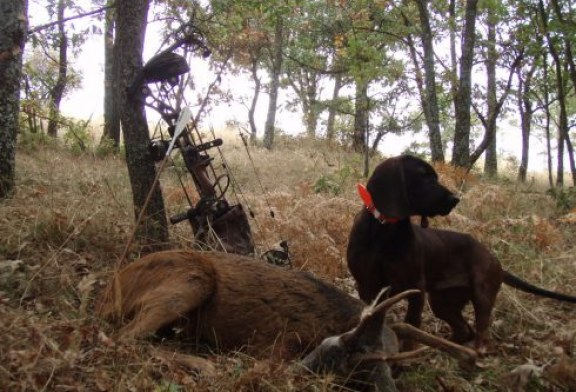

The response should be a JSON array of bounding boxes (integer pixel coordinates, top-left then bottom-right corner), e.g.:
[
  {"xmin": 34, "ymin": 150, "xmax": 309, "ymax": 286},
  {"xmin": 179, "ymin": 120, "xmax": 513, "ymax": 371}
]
[{"xmin": 357, "ymin": 184, "xmax": 399, "ymax": 224}]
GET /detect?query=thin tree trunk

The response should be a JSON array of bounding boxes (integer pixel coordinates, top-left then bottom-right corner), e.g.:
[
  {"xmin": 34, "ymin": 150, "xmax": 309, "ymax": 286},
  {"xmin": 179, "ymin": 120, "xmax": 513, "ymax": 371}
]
[
  {"xmin": 552, "ymin": 55, "xmax": 565, "ymax": 188},
  {"xmin": 551, "ymin": 0, "xmax": 576, "ymax": 180},
  {"xmin": 483, "ymin": 9, "xmax": 498, "ymax": 176},
  {"xmin": 541, "ymin": 52, "xmax": 554, "ymax": 188},
  {"xmin": 545, "ymin": 132, "xmax": 553, "ymax": 186},
  {"xmin": 326, "ymin": 71, "xmax": 342, "ymax": 143},
  {"xmin": 248, "ymin": 56, "xmax": 260, "ymax": 143},
  {"xmin": 557, "ymin": 126, "xmax": 565, "ymax": 187},
  {"xmin": 517, "ymin": 89, "xmax": 529, "ymax": 182},
  {"xmin": 23, "ymin": 77, "xmax": 39, "ymax": 133},
  {"xmin": 451, "ymin": 0, "xmax": 479, "ymax": 168},
  {"xmin": 564, "ymin": 138, "xmax": 576, "ymax": 186},
  {"xmin": 304, "ymin": 71, "xmax": 318, "ymax": 139},
  {"xmin": 468, "ymin": 46, "xmax": 521, "ymax": 171},
  {"xmin": 517, "ymin": 62, "xmax": 536, "ymax": 182},
  {"xmin": 561, "ymin": 47, "xmax": 576, "ymax": 185},
  {"xmin": 484, "ymin": 137, "xmax": 497, "ymax": 175},
  {"xmin": 539, "ymin": 0, "xmax": 568, "ymax": 187},
  {"xmin": 484, "ymin": 7, "xmax": 498, "ymax": 177},
  {"xmin": 352, "ymin": 78, "xmax": 369, "ymax": 154},
  {"xmin": 47, "ymin": 0, "xmax": 68, "ymax": 138},
  {"xmin": 115, "ymin": 0, "xmax": 169, "ymax": 250},
  {"xmin": 483, "ymin": 11, "xmax": 498, "ymax": 176},
  {"xmin": 545, "ymin": 111, "xmax": 554, "ymax": 187},
  {"xmin": 448, "ymin": 0, "xmax": 458, "ymax": 108},
  {"xmin": 538, "ymin": 0, "xmax": 576, "ymax": 186},
  {"xmin": 101, "ymin": 1, "xmax": 120, "ymax": 148},
  {"xmin": 287, "ymin": 70, "xmax": 318, "ymax": 138},
  {"xmin": 371, "ymin": 131, "xmax": 384, "ymax": 155},
  {"xmin": 263, "ymin": 16, "xmax": 284, "ymax": 150},
  {"xmin": 414, "ymin": 0, "xmax": 444, "ymax": 162},
  {"xmin": 0, "ymin": 0, "xmax": 28, "ymax": 198}
]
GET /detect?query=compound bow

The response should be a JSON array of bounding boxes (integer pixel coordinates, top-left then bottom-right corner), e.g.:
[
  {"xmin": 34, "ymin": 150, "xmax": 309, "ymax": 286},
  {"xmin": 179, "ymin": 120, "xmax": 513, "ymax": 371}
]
[{"xmin": 128, "ymin": 24, "xmax": 255, "ymax": 256}]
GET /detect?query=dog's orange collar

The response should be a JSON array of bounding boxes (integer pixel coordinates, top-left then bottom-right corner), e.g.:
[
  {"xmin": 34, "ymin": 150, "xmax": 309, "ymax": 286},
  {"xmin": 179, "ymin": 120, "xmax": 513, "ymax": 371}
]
[{"xmin": 357, "ymin": 183, "xmax": 400, "ymax": 224}]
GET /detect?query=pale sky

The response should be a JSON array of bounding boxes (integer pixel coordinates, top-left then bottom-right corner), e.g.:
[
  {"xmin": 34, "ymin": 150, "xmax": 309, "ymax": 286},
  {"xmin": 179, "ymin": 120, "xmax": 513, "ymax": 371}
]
[
  {"xmin": 26, "ymin": 1, "xmax": 556, "ymax": 174},
  {"xmin": 27, "ymin": 1, "xmax": 305, "ymax": 133}
]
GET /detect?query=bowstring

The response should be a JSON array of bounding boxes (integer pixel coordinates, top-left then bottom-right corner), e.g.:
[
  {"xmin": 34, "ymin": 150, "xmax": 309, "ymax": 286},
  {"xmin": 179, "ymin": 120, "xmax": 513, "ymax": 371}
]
[{"xmin": 238, "ymin": 128, "xmax": 286, "ymax": 248}]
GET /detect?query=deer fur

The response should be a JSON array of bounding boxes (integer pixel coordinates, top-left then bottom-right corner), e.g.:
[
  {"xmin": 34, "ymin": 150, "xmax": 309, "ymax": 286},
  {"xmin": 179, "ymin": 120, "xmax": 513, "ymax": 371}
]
[
  {"xmin": 97, "ymin": 250, "xmax": 364, "ymax": 359},
  {"xmin": 97, "ymin": 250, "xmax": 476, "ymax": 391}
]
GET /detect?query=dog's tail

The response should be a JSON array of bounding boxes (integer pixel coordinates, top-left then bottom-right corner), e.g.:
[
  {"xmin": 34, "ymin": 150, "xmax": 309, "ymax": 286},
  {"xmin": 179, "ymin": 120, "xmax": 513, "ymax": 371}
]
[{"xmin": 504, "ymin": 271, "xmax": 576, "ymax": 303}]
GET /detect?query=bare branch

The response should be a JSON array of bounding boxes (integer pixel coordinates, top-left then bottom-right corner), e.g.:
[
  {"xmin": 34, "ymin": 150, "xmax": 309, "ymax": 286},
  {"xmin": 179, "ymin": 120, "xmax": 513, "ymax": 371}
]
[{"xmin": 28, "ymin": 5, "xmax": 113, "ymax": 35}]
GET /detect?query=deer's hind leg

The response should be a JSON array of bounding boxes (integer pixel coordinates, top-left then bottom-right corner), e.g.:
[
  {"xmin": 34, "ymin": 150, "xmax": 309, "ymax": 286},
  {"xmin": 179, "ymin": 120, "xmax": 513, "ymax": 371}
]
[{"xmin": 117, "ymin": 269, "xmax": 216, "ymax": 340}]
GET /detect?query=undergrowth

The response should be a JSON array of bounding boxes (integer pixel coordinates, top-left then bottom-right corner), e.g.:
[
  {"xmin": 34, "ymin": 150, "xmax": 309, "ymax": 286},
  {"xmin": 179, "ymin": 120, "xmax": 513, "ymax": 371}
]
[{"xmin": 1, "ymin": 134, "xmax": 576, "ymax": 391}]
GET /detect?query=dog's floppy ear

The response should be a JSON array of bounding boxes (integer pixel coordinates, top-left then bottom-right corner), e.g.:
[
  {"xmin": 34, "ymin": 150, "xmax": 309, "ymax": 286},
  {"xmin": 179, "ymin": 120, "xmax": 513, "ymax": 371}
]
[{"xmin": 366, "ymin": 156, "xmax": 411, "ymax": 219}]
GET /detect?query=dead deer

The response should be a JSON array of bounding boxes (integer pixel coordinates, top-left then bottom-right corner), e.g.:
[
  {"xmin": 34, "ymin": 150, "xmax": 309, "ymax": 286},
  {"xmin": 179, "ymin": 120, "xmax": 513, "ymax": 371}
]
[
  {"xmin": 97, "ymin": 250, "xmax": 476, "ymax": 391},
  {"xmin": 300, "ymin": 290, "xmax": 478, "ymax": 391}
]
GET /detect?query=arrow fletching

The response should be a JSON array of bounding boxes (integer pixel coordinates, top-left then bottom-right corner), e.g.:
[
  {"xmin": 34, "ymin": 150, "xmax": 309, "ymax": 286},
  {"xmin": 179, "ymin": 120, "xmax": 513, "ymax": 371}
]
[{"xmin": 166, "ymin": 107, "xmax": 192, "ymax": 157}]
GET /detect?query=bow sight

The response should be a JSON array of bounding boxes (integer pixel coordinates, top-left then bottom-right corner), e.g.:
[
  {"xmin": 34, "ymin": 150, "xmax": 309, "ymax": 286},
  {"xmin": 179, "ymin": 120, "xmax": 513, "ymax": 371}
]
[{"xmin": 128, "ymin": 27, "xmax": 255, "ymax": 256}]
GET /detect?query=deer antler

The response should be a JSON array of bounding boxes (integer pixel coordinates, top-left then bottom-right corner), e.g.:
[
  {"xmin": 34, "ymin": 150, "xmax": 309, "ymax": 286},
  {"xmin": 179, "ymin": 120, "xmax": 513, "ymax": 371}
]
[
  {"xmin": 391, "ymin": 323, "xmax": 477, "ymax": 366},
  {"xmin": 369, "ymin": 289, "xmax": 421, "ymax": 316},
  {"xmin": 345, "ymin": 289, "xmax": 422, "ymax": 347},
  {"xmin": 350, "ymin": 347, "xmax": 429, "ymax": 364}
]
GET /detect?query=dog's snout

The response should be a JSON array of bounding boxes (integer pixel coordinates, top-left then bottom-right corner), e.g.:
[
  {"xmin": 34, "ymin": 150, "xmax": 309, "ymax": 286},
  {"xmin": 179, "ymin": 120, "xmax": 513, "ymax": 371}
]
[
  {"xmin": 448, "ymin": 194, "xmax": 460, "ymax": 208},
  {"xmin": 436, "ymin": 192, "xmax": 460, "ymax": 216}
]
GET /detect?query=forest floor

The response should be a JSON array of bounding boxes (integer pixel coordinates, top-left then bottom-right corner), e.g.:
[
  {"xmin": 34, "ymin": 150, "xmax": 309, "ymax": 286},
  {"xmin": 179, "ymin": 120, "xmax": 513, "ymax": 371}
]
[{"xmin": 1, "ymin": 133, "xmax": 576, "ymax": 391}]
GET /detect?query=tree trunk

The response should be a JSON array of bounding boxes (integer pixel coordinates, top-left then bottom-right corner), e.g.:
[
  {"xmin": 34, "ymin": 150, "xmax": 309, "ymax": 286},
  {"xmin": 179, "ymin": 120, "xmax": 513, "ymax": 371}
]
[
  {"xmin": 0, "ymin": 0, "xmax": 28, "ymax": 198},
  {"xmin": 564, "ymin": 133, "xmax": 576, "ymax": 186},
  {"xmin": 517, "ymin": 62, "xmax": 536, "ymax": 182},
  {"xmin": 23, "ymin": 77, "xmax": 40, "ymax": 133},
  {"xmin": 541, "ymin": 52, "xmax": 554, "ymax": 188},
  {"xmin": 248, "ymin": 56, "xmax": 260, "ymax": 143},
  {"xmin": 114, "ymin": 0, "xmax": 169, "ymax": 250},
  {"xmin": 551, "ymin": 54, "xmax": 566, "ymax": 188},
  {"xmin": 464, "ymin": 42, "xmax": 520, "ymax": 172},
  {"xmin": 448, "ymin": 0, "xmax": 458, "ymax": 109},
  {"xmin": 47, "ymin": 0, "xmax": 67, "ymax": 138},
  {"xmin": 556, "ymin": 126, "xmax": 565, "ymax": 187},
  {"xmin": 545, "ymin": 0, "xmax": 576, "ymax": 185},
  {"xmin": 263, "ymin": 16, "xmax": 284, "ymax": 150},
  {"xmin": 451, "ymin": 0, "xmax": 478, "ymax": 168},
  {"xmin": 304, "ymin": 71, "xmax": 318, "ymax": 139},
  {"xmin": 539, "ymin": 0, "xmax": 568, "ymax": 187},
  {"xmin": 414, "ymin": 0, "xmax": 444, "ymax": 162},
  {"xmin": 561, "ymin": 45, "xmax": 576, "ymax": 185},
  {"xmin": 371, "ymin": 130, "xmax": 385, "ymax": 155},
  {"xmin": 352, "ymin": 78, "xmax": 369, "ymax": 154},
  {"xmin": 483, "ymin": 10, "xmax": 498, "ymax": 177},
  {"xmin": 326, "ymin": 71, "xmax": 342, "ymax": 143},
  {"xmin": 484, "ymin": 135, "xmax": 497, "ymax": 176},
  {"xmin": 101, "ymin": 1, "xmax": 120, "ymax": 148}
]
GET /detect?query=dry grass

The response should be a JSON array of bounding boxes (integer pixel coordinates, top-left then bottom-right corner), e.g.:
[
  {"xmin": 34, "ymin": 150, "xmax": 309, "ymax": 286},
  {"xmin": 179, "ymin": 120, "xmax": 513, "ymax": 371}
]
[{"xmin": 1, "ymin": 136, "xmax": 576, "ymax": 391}]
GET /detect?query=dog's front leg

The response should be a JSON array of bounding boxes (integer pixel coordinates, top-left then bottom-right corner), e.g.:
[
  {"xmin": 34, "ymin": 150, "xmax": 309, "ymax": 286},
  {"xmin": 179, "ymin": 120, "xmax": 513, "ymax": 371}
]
[{"xmin": 401, "ymin": 291, "xmax": 425, "ymax": 351}]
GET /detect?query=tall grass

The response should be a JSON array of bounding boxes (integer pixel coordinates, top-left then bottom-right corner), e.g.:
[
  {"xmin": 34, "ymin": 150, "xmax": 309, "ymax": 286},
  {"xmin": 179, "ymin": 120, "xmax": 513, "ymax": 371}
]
[{"xmin": 1, "ymin": 134, "xmax": 576, "ymax": 391}]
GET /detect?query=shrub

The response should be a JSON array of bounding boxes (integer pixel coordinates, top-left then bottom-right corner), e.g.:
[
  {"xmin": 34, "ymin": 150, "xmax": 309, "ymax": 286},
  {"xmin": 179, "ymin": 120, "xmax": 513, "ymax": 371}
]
[{"xmin": 547, "ymin": 186, "xmax": 576, "ymax": 213}]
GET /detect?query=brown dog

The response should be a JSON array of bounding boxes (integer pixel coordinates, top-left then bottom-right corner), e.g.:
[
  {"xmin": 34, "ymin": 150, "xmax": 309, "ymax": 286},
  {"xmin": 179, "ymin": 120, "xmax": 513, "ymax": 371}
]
[{"xmin": 347, "ymin": 155, "xmax": 576, "ymax": 353}]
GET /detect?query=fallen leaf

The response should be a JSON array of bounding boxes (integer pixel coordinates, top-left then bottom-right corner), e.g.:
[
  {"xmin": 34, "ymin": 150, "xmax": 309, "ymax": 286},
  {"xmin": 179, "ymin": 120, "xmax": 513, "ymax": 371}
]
[
  {"xmin": 0, "ymin": 259, "xmax": 24, "ymax": 273},
  {"xmin": 98, "ymin": 331, "xmax": 115, "ymax": 347},
  {"xmin": 500, "ymin": 363, "xmax": 543, "ymax": 392},
  {"xmin": 77, "ymin": 273, "xmax": 97, "ymax": 296}
]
